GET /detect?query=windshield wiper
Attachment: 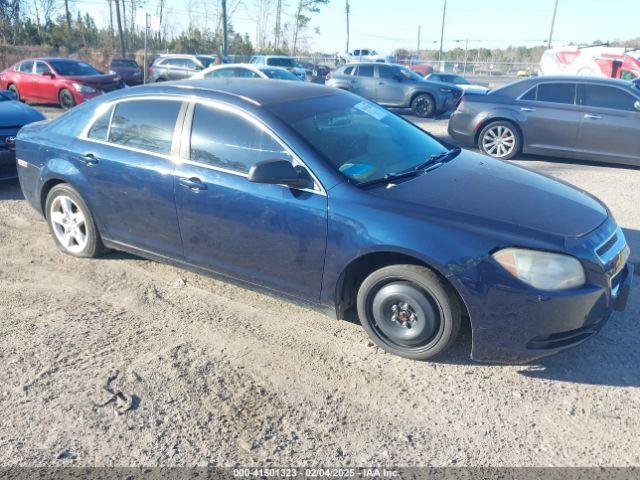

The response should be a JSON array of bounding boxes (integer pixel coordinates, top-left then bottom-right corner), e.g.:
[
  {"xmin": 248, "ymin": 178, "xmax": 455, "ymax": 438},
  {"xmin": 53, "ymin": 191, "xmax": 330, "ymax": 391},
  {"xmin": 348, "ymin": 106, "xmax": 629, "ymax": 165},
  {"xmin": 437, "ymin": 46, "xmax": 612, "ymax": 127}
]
[
  {"xmin": 357, "ymin": 169, "xmax": 423, "ymax": 188},
  {"xmin": 410, "ymin": 147, "xmax": 462, "ymax": 172}
]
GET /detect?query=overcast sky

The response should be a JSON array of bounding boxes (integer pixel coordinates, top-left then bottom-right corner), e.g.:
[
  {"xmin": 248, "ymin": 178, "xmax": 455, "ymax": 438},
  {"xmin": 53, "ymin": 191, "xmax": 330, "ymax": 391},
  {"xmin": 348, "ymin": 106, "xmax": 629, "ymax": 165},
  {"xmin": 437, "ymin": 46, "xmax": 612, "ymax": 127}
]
[{"xmin": 87, "ymin": 0, "xmax": 639, "ymax": 53}]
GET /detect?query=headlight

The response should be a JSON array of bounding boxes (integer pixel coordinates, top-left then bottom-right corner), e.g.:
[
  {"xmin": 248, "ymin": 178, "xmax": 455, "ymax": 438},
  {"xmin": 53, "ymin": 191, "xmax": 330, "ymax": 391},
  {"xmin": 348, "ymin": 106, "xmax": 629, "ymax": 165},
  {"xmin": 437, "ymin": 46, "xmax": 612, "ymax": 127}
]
[
  {"xmin": 72, "ymin": 83, "xmax": 98, "ymax": 94},
  {"xmin": 492, "ymin": 248, "xmax": 586, "ymax": 291}
]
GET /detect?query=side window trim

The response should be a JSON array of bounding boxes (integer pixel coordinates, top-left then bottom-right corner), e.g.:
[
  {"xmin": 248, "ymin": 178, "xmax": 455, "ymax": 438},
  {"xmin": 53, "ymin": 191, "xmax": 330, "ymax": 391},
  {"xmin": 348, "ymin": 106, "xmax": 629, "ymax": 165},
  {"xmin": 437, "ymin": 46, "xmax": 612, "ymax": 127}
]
[
  {"xmin": 181, "ymin": 99, "xmax": 326, "ymax": 195},
  {"xmin": 78, "ymin": 96, "xmax": 187, "ymax": 159}
]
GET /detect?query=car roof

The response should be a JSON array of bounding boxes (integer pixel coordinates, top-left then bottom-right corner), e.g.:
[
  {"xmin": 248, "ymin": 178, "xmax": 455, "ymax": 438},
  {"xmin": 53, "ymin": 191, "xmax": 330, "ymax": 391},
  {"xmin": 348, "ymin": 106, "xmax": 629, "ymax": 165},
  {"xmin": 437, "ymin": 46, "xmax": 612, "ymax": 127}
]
[
  {"xmin": 113, "ymin": 78, "xmax": 342, "ymax": 107},
  {"xmin": 530, "ymin": 75, "xmax": 634, "ymax": 87}
]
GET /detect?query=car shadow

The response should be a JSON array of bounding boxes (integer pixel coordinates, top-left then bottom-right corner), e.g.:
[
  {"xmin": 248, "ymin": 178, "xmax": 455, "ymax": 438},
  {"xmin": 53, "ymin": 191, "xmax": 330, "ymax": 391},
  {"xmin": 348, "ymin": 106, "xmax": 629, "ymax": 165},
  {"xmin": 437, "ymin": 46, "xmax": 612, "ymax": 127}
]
[
  {"xmin": 0, "ymin": 179, "xmax": 24, "ymax": 200},
  {"xmin": 510, "ymin": 153, "xmax": 640, "ymax": 171}
]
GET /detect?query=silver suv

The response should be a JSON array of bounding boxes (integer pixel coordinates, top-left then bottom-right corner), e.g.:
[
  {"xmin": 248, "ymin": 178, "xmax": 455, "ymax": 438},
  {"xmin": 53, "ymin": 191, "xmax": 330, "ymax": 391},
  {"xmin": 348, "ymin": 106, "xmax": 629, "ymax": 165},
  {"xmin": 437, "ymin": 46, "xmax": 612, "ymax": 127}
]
[
  {"xmin": 149, "ymin": 54, "xmax": 216, "ymax": 82},
  {"xmin": 249, "ymin": 55, "xmax": 307, "ymax": 81}
]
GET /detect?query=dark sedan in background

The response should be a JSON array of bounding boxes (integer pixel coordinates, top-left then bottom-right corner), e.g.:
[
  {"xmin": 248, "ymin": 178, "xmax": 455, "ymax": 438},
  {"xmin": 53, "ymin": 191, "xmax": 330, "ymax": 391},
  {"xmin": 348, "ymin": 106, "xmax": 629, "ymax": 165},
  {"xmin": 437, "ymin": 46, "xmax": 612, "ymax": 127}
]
[
  {"xmin": 448, "ymin": 76, "xmax": 640, "ymax": 164},
  {"xmin": 109, "ymin": 58, "xmax": 143, "ymax": 86},
  {"xmin": 326, "ymin": 62, "xmax": 462, "ymax": 117},
  {"xmin": 0, "ymin": 89, "xmax": 45, "ymax": 179},
  {"xmin": 14, "ymin": 79, "xmax": 632, "ymax": 363}
]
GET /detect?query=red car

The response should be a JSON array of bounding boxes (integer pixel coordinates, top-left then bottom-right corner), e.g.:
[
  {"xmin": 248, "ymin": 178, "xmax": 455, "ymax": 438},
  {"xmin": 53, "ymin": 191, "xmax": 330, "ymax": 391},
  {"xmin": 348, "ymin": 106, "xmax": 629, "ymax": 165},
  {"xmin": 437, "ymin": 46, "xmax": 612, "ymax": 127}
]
[{"xmin": 0, "ymin": 57, "xmax": 125, "ymax": 110}]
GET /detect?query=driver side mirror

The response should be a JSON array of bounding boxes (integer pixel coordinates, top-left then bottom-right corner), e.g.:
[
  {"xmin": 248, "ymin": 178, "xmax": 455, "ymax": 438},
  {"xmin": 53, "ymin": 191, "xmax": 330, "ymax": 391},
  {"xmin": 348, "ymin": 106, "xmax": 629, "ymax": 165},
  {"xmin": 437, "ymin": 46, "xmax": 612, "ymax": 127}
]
[
  {"xmin": 248, "ymin": 159, "xmax": 314, "ymax": 190},
  {"xmin": 634, "ymin": 100, "xmax": 640, "ymax": 112}
]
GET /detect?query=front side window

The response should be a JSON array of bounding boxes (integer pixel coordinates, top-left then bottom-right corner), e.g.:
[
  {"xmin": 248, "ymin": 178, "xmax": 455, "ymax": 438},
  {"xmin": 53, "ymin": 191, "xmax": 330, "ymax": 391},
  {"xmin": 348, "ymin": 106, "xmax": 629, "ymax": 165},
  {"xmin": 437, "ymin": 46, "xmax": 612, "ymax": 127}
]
[
  {"xmin": 207, "ymin": 68, "xmax": 234, "ymax": 78},
  {"xmin": 356, "ymin": 65, "xmax": 374, "ymax": 77},
  {"xmin": 108, "ymin": 99, "xmax": 182, "ymax": 154},
  {"xmin": 34, "ymin": 62, "xmax": 52, "ymax": 74},
  {"xmin": 535, "ymin": 83, "xmax": 576, "ymax": 104},
  {"xmin": 236, "ymin": 68, "xmax": 260, "ymax": 78},
  {"xmin": 581, "ymin": 85, "xmax": 638, "ymax": 111},
  {"xmin": 190, "ymin": 104, "xmax": 292, "ymax": 173},
  {"xmin": 343, "ymin": 66, "xmax": 354, "ymax": 75},
  {"xmin": 261, "ymin": 68, "xmax": 297, "ymax": 80},
  {"xmin": 378, "ymin": 66, "xmax": 397, "ymax": 79},
  {"xmin": 267, "ymin": 95, "xmax": 448, "ymax": 185}
]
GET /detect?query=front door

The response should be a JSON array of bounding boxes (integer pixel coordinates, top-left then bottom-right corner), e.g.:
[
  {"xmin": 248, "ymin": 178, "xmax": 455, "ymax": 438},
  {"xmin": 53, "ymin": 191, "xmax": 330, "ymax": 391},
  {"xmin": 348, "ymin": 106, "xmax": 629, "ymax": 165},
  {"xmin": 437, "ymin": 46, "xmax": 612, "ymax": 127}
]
[
  {"xmin": 576, "ymin": 83, "xmax": 640, "ymax": 164},
  {"xmin": 74, "ymin": 98, "xmax": 185, "ymax": 257},
  {"xmin": 375, "ymin": 65, "xmax": 406, "ymax": 106},
  {"xmin": 517, "ymin": 81, "xmax": 582, "ymax": 153},
  {"xmin": 173, "ymin": 102, "xmax": 328, "ymax": 301}
]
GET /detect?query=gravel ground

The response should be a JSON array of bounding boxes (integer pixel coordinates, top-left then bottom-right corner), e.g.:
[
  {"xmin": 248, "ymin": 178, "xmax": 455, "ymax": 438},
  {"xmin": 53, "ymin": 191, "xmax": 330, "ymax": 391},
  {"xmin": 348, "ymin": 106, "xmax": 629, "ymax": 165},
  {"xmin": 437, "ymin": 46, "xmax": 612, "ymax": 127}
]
[{"xmin": 0, "ymin": 105, "xmax": 638, "ymax": 467}]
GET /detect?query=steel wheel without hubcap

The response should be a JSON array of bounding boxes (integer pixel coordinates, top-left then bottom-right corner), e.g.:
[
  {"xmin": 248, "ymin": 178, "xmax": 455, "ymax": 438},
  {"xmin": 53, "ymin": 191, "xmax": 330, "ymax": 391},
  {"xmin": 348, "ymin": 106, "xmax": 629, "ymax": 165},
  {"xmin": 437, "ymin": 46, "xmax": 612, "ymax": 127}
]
[
  {"xmin": 482, "ymin": 125, "xmax": 516, "ymax": 158},
  {"xmin": 370, "ymin": 281, "xmax": 442, "ymax": 348},
  {"xmin": 50, "ymin": 196, "xmax": 88, "ymax": 254}
]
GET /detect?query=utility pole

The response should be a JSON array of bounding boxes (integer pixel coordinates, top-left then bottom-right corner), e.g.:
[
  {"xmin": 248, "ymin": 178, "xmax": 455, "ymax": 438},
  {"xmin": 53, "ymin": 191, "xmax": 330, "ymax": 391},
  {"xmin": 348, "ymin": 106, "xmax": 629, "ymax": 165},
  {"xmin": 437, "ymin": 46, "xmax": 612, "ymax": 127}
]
[
  {"xmin": 275, "ymin": 0, "xmax": 282, "ymax": 50},
  {"xmin": 63, "ymin": 0, "xmax": 71, "ymax": 32},
  {"xmin": 463, "ymin": 38, "xmax": 469, "ymax": 74},
  {"xmin": 416, "ymin": 25, "xmax": 421, "ymax": 63},
  {"xmin": 345, "ymin": 0, "xmax": 350, "ymax": 54},
  {"xmin": 438, "ymin": 0, "xmax": 447, "ymax": 66},
  {"xmin": 143, "ymin": 13, "xmax": 149, "ymax": 83},
  {"xmin": 114, "ymin": 0, "xmax": 126, "ymax": 58},
  {"xmin": 548, "ymin": 0, "xmax": 559, "ymax": 48},
  {"xmin": 222, "ymin": 0, "xmax": 228, "ymax": 57}
]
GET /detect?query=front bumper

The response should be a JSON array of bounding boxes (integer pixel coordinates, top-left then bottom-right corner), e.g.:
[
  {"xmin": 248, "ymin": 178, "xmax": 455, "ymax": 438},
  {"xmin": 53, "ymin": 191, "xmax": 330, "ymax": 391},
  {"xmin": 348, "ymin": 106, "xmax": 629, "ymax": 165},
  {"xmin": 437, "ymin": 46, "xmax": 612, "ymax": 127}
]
[
  {"xmin": 458, "ymin": 219, "xmax": 633, "ymax": 363},
  {"xmin": 0, "ymin": 149, "xmax": 17, "ymax": 180}
]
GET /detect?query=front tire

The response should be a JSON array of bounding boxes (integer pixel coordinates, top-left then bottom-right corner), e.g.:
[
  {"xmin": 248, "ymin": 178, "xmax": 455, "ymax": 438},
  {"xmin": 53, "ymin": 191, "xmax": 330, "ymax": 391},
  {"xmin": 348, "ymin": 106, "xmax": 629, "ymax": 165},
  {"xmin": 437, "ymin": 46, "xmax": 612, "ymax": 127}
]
[
  {"xmin": 58, "ymin": 88, "xmax": 76, "ymax": 110},
  {"xmin": 478, "ymin": 121, "xmax": 522, "ymax": 160},
  {"xmin": 7, "ymin": 84, "xmax": 20, "ymax": 101},
  {"xmin": 45, "ymin": 184, "xmax": 104, "ymax": 258},
  {"xmin": 357, "ymin": 265, "xmax": 461, "ymax": 360},
  {"xmin": 411, "ymin": 93, "xmax": 436, "ymax": 118}
]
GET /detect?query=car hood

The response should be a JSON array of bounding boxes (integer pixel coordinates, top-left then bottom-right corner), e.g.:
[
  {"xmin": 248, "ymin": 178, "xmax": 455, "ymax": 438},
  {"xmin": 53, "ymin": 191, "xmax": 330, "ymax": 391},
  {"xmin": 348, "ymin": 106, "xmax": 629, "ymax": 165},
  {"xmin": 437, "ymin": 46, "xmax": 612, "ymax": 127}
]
[
  {"xmin": 64, "ymin": 74, "xmax": 121, "ymax": 85},
  {"xmin": 0, "ymin": 100, "xmax": 45, "ymax": 127},
  {"xmin": 369, "ymin": 151, "xmax": 608, "ymax": 239}
]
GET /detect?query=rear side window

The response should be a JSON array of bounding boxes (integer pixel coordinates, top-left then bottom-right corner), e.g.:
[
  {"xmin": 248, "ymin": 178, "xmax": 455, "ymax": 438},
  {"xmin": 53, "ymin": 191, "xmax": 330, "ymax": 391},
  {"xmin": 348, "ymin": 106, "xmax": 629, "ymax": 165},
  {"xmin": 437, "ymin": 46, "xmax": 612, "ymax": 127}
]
[
  {"xmin": 536, "ymin": 83, "xmax": 576, "ymax": 104},
  {"xmin": 520, "ymin": 85, "xmax": 537, "ymax": 101},
  {"xmin": 190, "ymin": 103, "xmax": 292, "ymax": 173},
  {"xmin": 236, "ymin": 68, "xmax": 260, "ymax": 78},
  {"xmin": 17, "ymin": 61, "xmax": 34, "ymax": 73},
  {"xmin": 87, "ymin": 106, "xmax": 114, "ymax": 141},
  {"xmin": 207, "ymin": 68, "xmax": 234, "ymax": 78},
  {"xmin": 343, "ymin": 66, "xmax": 354, "ymax": 75},
  {"xmin": 356, "ymin": 65, "xmax": 374, "ymax": 77},
  {"xmin": 108, "ymin": 99, "xmax": 182, "ymax": 154},
  {"xmin": 581, "ymin": 85, "xmax": 638, "ymax": 111}
]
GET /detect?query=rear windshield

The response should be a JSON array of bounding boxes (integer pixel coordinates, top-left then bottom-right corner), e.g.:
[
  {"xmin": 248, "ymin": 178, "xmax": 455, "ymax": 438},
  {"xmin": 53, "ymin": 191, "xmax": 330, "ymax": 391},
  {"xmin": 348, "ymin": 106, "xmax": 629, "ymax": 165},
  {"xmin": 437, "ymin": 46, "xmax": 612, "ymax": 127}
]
[
  {"xmin": 50, "ymin": 60, "xmax": 101, "ymax": 76},
  {"xmin": 111, "ymin": 59, "xmax": 138, "ymax": 68},
  {"xmin": 266, "ymin": 57, "xmax": 296, "ymax": 68}
]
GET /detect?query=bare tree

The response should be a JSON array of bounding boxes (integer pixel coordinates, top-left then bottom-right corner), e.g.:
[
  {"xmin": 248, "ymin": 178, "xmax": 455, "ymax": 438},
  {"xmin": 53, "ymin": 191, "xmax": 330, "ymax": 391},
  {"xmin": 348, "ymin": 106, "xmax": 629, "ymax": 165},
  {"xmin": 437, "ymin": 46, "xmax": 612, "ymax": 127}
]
[
  {"xmin": 291, "ymin": 0, "xmax": 328, "ymax": 55},
  {"xmin": 63, "ymin": 0, "xmax": 71, "ymax": 31},
  {"xmin": 114, "ymin": 0, "xmax": 126, "ymax": 57},
  {"xmin": 107, "ymin": 0, "xmax": 115, "ymax": 47}
]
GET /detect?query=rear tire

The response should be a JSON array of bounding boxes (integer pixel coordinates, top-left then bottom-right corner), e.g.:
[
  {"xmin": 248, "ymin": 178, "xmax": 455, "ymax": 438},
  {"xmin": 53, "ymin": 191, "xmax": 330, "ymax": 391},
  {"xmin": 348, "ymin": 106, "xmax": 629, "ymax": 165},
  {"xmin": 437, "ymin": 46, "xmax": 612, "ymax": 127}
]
[
  {"xmin": 411, "ymin": 93, "xmax": 436, "ymax": 118},
  {"xmin": 478, "ymin": 120, "xmax": 522, "ymax": 160},
  {"xmin": 7, "ymin": 84, "xmax": 20, "ymax": 101},
  {"xmin": 45, "ymin": 184, "xmax": 105, "ymax": 258},
  {"xmin": 58, "ymin": 89, "xmax": 76, "ymax": 110},
  {"xmin": 357, "ymin": 264, "xmax": 461, "ymax": 360}
]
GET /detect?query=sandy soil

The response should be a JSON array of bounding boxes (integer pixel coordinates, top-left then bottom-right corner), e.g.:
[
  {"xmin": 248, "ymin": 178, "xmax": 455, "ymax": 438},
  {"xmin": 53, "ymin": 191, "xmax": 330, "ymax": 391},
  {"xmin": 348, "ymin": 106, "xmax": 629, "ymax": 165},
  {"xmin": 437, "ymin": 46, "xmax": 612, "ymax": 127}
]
[{"xmin": 0, "ymin": 111, "xmax": 639, "ymax": 467}]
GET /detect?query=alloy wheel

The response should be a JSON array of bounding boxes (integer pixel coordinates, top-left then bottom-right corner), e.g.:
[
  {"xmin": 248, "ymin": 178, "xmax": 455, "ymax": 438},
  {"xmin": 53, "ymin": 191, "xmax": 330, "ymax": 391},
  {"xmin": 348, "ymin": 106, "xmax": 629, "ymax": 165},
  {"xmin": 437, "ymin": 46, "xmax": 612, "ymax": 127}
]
[
  {"xmin": 49, "ymin": 195, "xmax": 88, "ymax": 254},
  {"xmin": 414, "ymin": 96, "xmax": 434, "ymax": 117},
  {"xmin": 482, "ymin": 125, "xmax": 516, "ymax": 158}
]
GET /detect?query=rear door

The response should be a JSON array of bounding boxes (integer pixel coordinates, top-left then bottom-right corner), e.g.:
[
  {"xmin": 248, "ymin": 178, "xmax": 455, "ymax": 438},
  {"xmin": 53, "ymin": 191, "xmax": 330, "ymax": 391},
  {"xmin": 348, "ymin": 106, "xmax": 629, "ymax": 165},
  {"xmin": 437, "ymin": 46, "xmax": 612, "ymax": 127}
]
[
  {"xmin": 74, "ymin": 98, "xmax": 185, "ymax": 257},
  {"xmin": 576, "ymin": 83, "xmax": 640, "ymax": 164},
  {"xmin": 351, "ymin": 64, "xmax": 378, "ymax": 101},
  {"xmin": 15, "ymin": 61, "xmax": 36, "ymax": 99},
  {"xmin": 516, "ymin": 81, "xmax": 581, "ymax": 153},
  {"xmin": 173, "ymin": 101, "xmax": 328, "ymax": 301}
]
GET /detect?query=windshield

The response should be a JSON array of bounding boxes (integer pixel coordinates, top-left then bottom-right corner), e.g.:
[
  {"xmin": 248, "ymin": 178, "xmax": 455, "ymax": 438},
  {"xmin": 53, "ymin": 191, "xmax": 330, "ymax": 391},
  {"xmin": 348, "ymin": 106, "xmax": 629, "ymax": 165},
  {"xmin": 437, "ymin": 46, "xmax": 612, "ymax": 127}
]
[
  {"xmin": 50, "ymin": 60, "xmax": 101, "ymax": 76},
  {"xmin": 446, "ymin": 75, "xmax": 470, "ymax": 85},
  {"xmin": 267, "ymin": 57, "xmax": 296, "ymax": 68},
  {"xmin": 268, "ymin": 94, "xmax": 448, "ymax": 185},
  {"xmin": 261, "ymin": 68, "xmax": 299, "ymax": 80},
  {"xmin": 111, "ymin": 59, "xmax": 138, "ymax": 68},
  {"xmin": 398, "ymin": 66, "xmax": 423, "ymax": 81}
]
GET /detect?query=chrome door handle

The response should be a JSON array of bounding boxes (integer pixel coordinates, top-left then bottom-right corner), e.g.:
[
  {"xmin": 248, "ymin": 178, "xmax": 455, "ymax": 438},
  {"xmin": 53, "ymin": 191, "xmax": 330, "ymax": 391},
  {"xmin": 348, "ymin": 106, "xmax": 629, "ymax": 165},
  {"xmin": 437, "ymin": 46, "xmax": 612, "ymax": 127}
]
[
  {"xmin": 520, "ymin": 107, "xmax": 536, "ymax": 112},
  {"xmin": 584, "ymin": 114, "xmax": 602, "ymax": 120},
  {"xmin": 178, "ymin": 177, "xmax": 207, "ymax": 191},
  {"xmin": 78, "ymin": 153, "xmax": 98, "ymax": 166}
]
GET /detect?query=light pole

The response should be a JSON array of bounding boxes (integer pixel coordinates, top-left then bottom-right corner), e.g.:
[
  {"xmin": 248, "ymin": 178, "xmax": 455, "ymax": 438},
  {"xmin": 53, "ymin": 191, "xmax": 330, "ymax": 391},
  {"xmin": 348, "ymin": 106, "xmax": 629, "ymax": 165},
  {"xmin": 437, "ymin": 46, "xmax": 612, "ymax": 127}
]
[
  {"xmin": 548, "ymin": 0, "xmax": 559, "ymax": 48},
  {"xmin": 222, "ymin": 0, "xmax": 228, "ymax": 57},
  {"xmin": 438, "ymin": 0, "xmax": 447, "ymax": 67}
]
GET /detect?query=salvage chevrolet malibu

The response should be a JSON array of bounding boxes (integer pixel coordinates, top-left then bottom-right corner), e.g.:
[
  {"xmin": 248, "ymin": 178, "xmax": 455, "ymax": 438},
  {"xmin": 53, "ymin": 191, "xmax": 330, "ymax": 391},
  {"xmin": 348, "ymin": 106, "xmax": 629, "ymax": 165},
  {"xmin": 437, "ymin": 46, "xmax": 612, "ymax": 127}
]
[{"xmin": 15, "ymin": 79, "xmax": 633, "ymax": 363}]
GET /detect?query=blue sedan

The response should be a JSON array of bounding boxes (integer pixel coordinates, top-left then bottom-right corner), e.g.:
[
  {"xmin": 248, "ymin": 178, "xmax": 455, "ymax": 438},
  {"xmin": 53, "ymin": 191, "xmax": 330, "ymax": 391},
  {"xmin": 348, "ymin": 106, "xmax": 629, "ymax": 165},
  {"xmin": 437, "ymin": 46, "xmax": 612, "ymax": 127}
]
[
  {"xmin": 0, "ymin": 89, "xmax": 45, "ymax": 180},
  {"xmin": 15, "ymin": 79, "xmax": 633, "ymax": 363}
]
